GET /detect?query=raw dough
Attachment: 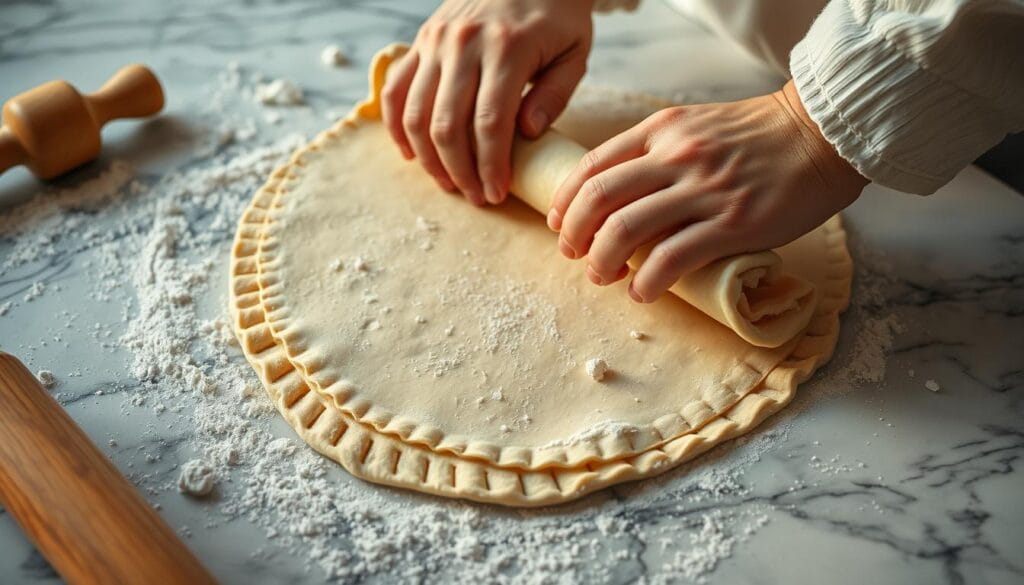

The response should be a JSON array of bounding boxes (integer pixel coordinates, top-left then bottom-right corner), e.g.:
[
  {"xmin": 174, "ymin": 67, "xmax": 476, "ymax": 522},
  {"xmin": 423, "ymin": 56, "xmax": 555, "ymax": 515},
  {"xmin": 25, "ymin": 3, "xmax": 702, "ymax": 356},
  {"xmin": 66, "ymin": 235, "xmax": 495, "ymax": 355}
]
[
  {"xmin": 178, "ymin": 459, "xmax": 216, "ymax": 497},
  {"xmin": 229, "ymin": 44, "xmax": 852, "ymax": 506}
]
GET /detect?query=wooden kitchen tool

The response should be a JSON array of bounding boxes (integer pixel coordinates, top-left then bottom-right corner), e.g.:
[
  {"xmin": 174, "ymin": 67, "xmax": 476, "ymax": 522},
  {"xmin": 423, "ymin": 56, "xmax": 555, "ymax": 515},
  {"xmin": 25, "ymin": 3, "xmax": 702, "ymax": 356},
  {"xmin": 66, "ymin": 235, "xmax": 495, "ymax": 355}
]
[
  {"xmin": 0, "ymin": 352, "xmax": 217, "ymax": 585},
  {"xmin": 0, "ymin": 64, "xmax": 164, "ymax": 179}
]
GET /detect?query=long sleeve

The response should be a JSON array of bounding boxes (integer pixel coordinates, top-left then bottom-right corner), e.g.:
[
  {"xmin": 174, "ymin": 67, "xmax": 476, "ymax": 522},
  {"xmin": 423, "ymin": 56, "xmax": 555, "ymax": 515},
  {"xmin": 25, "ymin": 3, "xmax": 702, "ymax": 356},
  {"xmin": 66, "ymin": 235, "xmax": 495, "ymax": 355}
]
[{"xmin": 790, "ymin": 0, "xmax": 1024, "ymax": 195}]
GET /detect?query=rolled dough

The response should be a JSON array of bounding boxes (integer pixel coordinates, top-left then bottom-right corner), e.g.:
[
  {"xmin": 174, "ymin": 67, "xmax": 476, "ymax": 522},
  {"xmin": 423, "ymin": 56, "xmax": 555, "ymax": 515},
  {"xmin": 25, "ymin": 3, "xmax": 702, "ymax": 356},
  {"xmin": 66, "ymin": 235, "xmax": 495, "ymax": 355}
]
[{"xmin": 229, "ymin": 44, "xmax": 852, "ymax": 506}]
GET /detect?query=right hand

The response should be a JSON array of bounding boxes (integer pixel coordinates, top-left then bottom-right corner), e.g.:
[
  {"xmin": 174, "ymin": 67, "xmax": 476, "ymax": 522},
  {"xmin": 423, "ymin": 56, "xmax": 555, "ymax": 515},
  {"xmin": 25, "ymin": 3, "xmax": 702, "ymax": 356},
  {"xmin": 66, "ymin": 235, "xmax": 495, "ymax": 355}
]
[{"xmin": 381, "ymin": 0, "xmax": 595, "ymax": 206}]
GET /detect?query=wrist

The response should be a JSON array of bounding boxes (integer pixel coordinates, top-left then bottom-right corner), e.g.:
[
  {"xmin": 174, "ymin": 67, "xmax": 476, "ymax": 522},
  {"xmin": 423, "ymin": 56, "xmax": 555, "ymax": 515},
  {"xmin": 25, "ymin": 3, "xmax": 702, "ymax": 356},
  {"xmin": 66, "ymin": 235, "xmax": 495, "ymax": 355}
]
[{"xmin": 778, "ymin": 80, "xmax": 868, "ymax": 201}]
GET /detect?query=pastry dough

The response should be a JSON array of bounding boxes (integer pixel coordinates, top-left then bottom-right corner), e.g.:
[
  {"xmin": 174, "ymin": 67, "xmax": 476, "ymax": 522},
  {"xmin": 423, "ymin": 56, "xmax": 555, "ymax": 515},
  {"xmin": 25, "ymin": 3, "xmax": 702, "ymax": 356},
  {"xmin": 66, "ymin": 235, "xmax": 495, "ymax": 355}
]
[{"xmin": 229, "ymin": 44, "xmax": 852, "ymax": 506}]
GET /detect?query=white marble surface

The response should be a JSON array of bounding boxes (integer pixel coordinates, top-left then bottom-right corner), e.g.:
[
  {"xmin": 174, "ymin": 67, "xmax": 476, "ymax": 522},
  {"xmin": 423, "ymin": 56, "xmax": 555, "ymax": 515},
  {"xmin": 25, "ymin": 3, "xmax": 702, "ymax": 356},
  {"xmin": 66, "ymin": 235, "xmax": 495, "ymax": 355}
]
[{"xmin": 1, "ymin": 1, "xmax": 1022, "ymax": 584}]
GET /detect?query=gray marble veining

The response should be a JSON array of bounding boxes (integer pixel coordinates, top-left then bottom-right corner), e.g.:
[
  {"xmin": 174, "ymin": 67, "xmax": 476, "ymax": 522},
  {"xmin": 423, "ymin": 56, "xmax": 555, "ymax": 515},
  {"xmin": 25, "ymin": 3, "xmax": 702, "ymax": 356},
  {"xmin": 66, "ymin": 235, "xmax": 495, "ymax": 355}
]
[{"xmin": 1, "ymin": 1, "xmax": 1022, "ymax": 584}]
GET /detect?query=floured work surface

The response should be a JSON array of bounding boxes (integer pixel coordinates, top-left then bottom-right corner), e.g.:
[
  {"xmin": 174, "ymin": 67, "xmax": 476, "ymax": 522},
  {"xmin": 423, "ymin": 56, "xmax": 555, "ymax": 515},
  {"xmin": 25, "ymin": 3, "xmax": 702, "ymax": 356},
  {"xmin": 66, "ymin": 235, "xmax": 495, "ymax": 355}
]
[{"xmin": 229, "ymin": 46, "xmax": 852, "ymax": 506}]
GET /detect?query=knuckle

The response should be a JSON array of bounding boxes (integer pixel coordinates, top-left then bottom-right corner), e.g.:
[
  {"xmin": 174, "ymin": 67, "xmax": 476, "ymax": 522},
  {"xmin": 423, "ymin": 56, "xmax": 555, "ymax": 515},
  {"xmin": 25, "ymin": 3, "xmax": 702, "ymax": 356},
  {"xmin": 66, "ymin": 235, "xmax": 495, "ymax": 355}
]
[
  {"xmin": 649, "ymin": 106, "xmax": 685, "ymax": 126},
  {"xmin": 651, "ymin": 244, "xmax": 684, "ymax": 272},
  {"xmin": 403, "ymin": 108, "xmax": 429, "ymax": 134},
  {"xmin": 474, "ymin": 109, "xmax": 505, "ymax": 135},
  {"xmin": 663, "ymin": 138, "xmax": 706, "ymax": 165},
  {"xmin": 601, "ymin": 212, "xmax": 634, "ymax": 246},
  {"xmin": 580, "ymin": 177, "xmax": 611, "ymax": 208},
  {"xmin": 426, "ymin": 21, "xmax": 447, "ymax": 44},
  {"xmin": 488, "ymin": 22, "xmax": 521, "ymax": 47},
  {"xmin": 450, "ymin": 19, "xmax": 482, "ymax": 46},
  {"xmin": 578, "ymin": 150, "xmax": 603, "ymax": 178},
  {"xmin": 381, "ymin": 84, "xmax": 402, "ymax": 115},
  {"xmin": 429, "ymin": 117, "xmax": 459, "ymax": 145}
]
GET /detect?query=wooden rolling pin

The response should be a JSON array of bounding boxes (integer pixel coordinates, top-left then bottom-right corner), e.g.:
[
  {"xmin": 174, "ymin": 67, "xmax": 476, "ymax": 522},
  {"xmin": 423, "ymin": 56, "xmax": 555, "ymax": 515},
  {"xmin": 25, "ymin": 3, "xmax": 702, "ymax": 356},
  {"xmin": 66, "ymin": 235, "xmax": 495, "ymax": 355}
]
[
  {"xmin": 0, "ymin": 64, "xmax": 164, "ymax": 179},
  {"xmin": 0, "ymin": 352, "xmax": 217, "ymax": 585}
]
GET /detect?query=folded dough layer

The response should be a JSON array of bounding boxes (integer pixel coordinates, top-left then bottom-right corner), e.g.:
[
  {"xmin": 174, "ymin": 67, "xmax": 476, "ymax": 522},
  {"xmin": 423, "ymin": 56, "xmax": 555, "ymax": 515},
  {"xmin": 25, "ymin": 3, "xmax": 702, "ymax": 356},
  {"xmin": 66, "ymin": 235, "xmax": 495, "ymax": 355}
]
[{"xmin": 510, "ymin": 130, "xmax": 817, "ymax": 348}]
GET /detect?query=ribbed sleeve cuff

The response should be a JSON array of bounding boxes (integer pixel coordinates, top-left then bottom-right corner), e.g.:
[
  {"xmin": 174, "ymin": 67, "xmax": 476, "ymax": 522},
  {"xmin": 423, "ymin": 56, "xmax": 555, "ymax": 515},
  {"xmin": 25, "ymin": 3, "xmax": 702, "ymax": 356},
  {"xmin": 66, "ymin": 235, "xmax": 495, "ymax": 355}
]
[{"xmin": 789, "ymin": 0, "xmax": 1010, "ymax": 195}]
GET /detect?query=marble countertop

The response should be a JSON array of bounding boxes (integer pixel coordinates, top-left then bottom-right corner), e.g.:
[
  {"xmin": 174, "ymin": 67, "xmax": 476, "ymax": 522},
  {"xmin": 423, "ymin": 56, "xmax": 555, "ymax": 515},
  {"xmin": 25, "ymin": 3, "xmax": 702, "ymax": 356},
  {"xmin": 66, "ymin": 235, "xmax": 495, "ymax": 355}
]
[{"xmin": 1, "ymin": 1, "xmax": 1021, "ymax": 583}]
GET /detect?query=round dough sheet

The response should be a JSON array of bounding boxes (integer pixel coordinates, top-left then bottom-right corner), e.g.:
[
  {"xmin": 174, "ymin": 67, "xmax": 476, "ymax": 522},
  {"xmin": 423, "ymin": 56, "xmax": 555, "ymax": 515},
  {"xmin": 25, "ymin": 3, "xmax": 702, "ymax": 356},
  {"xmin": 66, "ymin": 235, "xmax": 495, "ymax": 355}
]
[{"xmin": 229, "ymin": 45, "xmax": 852, "ymax": 506}]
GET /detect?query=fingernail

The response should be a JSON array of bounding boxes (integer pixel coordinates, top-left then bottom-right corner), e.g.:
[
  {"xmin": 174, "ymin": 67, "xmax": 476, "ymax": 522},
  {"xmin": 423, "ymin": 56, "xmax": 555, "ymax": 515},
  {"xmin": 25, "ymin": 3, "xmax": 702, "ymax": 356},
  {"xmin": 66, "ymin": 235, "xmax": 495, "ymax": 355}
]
[
  {"xmin": 628, "ymin": 282, "xmax": 644, "ymax": 303},
  {"xmin": 559, "ymin": 237, "xmax": 577, "ymax": 259},
  {"xmin": 484, "ymin": 183, "xmax": 502, "ymax": 205},
  {"xmin": 439, "ymin": 177, "xmax": 456, "ymax": 192},
  {"xmin": 530, "ymin": 111, "xmax": 549, "ymax": 134},
  {"xmin": 586, "ymin": 266, "xmax": 605, "ymax": 286},
  {"xmin": 400, "ymin": 145, "xmax": 414, "ymax": 160},
  {"xmin": 546, "ymin": 209, "xmax": 561, "ymax": 231}
]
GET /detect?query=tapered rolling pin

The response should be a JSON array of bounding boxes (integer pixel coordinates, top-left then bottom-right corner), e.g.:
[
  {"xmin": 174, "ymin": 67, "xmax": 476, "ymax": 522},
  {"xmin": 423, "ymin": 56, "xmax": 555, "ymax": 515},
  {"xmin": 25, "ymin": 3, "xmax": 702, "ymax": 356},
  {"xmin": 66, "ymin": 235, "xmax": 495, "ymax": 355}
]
[
  {"xmin": 0, "ymin": 352, "xmax": 217, "ymax": 585},
  {"xmin": 0, "ymin": 64, "xmax": 164, "ymax": 178}
]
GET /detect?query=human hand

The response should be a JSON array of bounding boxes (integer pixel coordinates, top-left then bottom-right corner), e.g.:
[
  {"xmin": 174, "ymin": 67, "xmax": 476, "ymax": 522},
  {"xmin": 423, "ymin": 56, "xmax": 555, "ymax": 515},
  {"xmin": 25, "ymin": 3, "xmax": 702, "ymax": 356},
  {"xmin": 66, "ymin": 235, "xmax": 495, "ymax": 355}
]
[
  {"xmin": 547, "ymin": 80, "xmax": 868, "ymax": 303},
  {"xmin": 382, "ymin": 0, "xmax": 594, "ymax": 206}
]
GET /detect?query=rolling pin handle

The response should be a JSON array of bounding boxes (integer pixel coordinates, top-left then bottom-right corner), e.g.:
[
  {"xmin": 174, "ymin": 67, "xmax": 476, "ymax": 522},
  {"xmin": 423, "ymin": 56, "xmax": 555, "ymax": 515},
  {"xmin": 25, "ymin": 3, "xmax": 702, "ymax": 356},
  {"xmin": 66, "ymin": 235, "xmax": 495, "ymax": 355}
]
[
  {"xmin": 0, "ymin": 126, "xmax": 27, "ymax": 175},
  {"xmin": 86, "ymin": 64, "xmax": 165, "ymax": 126}
]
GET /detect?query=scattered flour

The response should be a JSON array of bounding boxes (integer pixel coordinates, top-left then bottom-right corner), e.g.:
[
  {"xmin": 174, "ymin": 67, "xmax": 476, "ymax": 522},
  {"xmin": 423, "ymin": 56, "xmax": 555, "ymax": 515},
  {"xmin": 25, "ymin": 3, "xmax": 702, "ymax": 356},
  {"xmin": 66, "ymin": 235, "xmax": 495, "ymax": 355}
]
[
  {"xmin": 834, "ymin": 245, "xmax": 904, "ymax": 385},
  {"xmin": 924, "ymin": 379, "xmax": 941, "ymax": 392},
  {"xmin": 178, "ymin": 459, "xmax": 216, "ymax": 497},
  {"xmin": 541, "ymin": 420, "xmax": 639, "ymax": 449},
  {"xmin": 629, "ymin": 330, "xmax": 646, "ymax": 340}
]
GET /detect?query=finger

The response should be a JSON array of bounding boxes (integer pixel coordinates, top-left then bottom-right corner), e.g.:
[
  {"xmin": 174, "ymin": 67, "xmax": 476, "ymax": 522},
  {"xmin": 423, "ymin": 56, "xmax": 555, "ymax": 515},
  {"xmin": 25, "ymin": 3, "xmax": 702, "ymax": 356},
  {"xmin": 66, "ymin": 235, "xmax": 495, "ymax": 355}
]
[
  {"xmin": 629, "ymin": 220, "xmax": 742, "ymax": 303},
  {"xmin": 587, "ymin": 184, "xmax": 709, "ymax": 284},
  {"xmin": 548, "ymin": 122, "xmax": 650, "ymax": 233},
  {"xmin": 474, "ymin": 49, "xmax": 532, "ymax": 205},
  {"xmin": 558, "ymin": 155, "xmax": 671, "ymax": 261},
  {"xmin": 381, "ymin": 51, "xmax": 419, "ymax": 160},
  {"xmin": 432, "ymin": 53, "xmax": 484, "ymax": 205},
  {"xmin": 518, "ymin": 44, "xmax": 588, "ymax": 138},
  {"xmin": 402, "ymin": 56, "xmax": 455, "ymax": 192}
]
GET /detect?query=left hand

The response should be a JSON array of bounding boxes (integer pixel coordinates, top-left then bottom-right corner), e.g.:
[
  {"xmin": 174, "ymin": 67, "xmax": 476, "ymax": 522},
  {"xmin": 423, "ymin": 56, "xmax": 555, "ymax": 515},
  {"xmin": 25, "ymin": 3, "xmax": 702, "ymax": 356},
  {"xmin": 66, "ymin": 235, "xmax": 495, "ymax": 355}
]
[{"xmin": 547, "ymin": 80, "xmax": 869, "ymax": 303}]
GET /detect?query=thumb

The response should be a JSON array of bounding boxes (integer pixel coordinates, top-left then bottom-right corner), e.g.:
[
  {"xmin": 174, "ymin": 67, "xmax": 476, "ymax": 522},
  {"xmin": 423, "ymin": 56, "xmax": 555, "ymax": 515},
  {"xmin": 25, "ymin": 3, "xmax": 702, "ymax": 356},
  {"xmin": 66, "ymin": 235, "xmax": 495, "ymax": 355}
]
[{"xmin": 518, "ymin": 47, "xmax": 588, "ymax": 138}]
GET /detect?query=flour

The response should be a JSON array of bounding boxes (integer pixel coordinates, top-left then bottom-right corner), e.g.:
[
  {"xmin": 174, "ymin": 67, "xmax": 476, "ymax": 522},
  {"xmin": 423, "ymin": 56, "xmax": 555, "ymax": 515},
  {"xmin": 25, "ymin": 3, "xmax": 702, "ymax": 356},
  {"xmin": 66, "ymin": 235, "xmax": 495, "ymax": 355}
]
[
  {"xmin": 833, "ymin": 245, "xmax": 903, "ymax": 385},
  {"xmin": 540, "ymin": 420, "xmax": 640, "ymax": 449},
  {"xmin": 585, "ymin": 357, "xmax": 610, "ymax": 381}
]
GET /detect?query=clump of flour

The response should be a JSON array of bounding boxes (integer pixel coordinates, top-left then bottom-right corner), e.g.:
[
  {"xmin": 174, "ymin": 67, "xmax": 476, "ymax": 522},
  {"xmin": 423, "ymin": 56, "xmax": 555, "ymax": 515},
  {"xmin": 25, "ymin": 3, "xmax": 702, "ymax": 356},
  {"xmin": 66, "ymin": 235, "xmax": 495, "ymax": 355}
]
[{"xmin": 585, "ymin": 357, "xmax": 610, "ymax": 381}]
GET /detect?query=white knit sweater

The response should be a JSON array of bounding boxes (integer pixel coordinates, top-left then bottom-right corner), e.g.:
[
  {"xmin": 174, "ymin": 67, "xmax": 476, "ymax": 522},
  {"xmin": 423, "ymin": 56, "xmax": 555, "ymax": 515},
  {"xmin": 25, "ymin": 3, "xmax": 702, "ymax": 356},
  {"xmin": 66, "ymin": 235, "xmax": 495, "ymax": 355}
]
[{"xmin": 599, "ymin": 0, "xmax": 1024, "ymax": 195}]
